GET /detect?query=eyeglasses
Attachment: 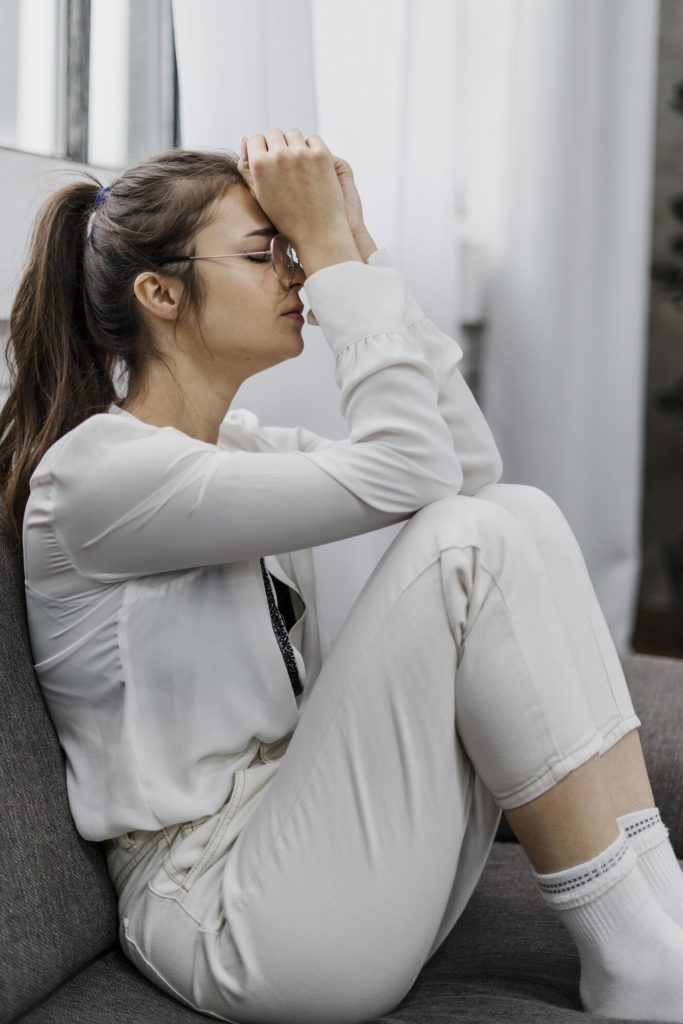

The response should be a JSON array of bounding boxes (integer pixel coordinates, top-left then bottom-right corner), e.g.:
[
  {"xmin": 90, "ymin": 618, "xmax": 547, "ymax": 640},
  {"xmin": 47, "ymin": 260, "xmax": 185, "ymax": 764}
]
[{"xmin": 155, "ymin": 234, "xmax": 305, "ymax": 289}]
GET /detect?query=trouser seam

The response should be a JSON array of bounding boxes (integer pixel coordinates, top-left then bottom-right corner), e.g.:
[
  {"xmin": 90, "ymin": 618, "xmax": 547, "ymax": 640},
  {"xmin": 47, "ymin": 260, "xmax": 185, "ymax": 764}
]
[{"xmin": 445, "ymin": 543, "xmax": 568, "ymax": 764}]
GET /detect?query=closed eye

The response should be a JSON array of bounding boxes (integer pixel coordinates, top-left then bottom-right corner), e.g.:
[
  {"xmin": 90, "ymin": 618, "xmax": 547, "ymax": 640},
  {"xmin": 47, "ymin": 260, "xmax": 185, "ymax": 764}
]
[{"xmin": 246, "ymin": 254, "xmax": 272, "ymax": 263}]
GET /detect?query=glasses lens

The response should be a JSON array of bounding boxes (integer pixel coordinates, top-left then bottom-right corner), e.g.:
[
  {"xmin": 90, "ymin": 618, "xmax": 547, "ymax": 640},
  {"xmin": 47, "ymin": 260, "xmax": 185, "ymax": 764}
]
[{"xmin": 272, "ymin": 235, "xmax": 303, "ymax": 287}]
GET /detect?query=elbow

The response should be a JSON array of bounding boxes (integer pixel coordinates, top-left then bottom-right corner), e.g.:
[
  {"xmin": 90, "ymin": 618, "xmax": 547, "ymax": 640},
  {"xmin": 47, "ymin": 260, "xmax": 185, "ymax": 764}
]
[{"xmin": 460, "ymin": 451, "xmax": 504, "ymax": 497}]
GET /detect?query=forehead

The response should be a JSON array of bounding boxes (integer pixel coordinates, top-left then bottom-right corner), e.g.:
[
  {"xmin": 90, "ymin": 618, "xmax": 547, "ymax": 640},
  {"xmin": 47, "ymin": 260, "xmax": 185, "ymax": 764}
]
[{"xmin": 201, "ymin": 185, "xmax": 276, "ymax": 245}]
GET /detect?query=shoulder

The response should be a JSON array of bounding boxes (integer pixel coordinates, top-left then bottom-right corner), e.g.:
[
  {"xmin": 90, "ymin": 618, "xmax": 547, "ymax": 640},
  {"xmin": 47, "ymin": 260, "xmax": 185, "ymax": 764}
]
[{"xmin": 32, "ymin": 411, "xmax": 215, "ymax": 495}]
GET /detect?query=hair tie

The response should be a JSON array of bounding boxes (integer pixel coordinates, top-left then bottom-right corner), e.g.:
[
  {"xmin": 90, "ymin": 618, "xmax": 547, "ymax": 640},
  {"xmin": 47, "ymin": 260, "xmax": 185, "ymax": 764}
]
[{"xmin": 95, "ymin": 185, "xmax": 110, "ymax": 206}]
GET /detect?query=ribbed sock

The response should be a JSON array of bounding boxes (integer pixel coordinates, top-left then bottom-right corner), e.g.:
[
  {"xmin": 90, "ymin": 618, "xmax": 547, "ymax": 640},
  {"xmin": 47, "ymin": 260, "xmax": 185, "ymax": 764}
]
[
  {"xmin": 617, "ymin": 805, "xmax": 683, "ymax": 930},
  {"xmin": 530, "ymin": 826, "xmax": 683, "ymax": 1020}
]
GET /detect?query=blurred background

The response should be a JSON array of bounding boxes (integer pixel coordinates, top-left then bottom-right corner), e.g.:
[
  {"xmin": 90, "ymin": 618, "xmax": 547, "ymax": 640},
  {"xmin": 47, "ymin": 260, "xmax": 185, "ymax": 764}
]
[{"xmin": 0, "ymin": 0, "xmax": 680, "ymax": 661}]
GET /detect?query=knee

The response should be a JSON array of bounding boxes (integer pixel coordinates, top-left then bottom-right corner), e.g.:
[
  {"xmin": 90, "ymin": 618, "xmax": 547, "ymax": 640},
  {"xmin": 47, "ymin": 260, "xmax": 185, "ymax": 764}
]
[
  {"xmin": 407, "ymin": 491, "xmax": 529, "ymax": 558},
  {"xmin": 472, "ymin": 482, "xmax": 572, "ymax": 545}
]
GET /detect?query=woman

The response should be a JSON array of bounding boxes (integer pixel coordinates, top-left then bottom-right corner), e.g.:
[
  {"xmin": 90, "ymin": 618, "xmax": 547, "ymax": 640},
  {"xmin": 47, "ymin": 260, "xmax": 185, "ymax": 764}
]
[{"xmin": 4, "ymin": 127, "xmax": 683, "ymax": 1024}]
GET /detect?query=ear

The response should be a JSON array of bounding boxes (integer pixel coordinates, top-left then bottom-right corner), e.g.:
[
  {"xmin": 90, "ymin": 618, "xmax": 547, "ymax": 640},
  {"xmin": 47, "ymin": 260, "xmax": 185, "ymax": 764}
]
[{"xmin": 133, "ymin": 271, "xmax": 183, "ymax": 321}]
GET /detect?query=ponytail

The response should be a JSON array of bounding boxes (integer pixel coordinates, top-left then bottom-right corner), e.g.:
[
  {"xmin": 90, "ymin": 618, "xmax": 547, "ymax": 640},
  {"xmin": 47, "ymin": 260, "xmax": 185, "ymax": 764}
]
[
  {"xmin": 0, "ymin": 177, "xmax": 118, "ymax": 551},
  {"xmin": 0, "ymin": 148, "xmax": 244, "ymax": 552}
]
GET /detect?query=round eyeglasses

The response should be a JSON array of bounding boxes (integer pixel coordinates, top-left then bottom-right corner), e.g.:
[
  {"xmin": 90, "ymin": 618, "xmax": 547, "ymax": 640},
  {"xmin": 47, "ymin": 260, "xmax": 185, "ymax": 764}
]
[{"xmin": 155, "ymin": 234, "xmax": 305, "ymax": 289}]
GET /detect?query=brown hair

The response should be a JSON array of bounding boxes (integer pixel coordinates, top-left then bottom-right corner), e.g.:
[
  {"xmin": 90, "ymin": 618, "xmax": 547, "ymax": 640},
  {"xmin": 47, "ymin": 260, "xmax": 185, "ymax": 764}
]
[{"xmin": 0, "ymin": 147, "xmax": 245, "ymax": 550}]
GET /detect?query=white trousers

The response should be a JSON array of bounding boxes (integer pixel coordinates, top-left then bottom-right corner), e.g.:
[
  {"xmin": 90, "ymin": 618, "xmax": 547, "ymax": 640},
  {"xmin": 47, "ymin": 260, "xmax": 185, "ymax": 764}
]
[{"xmin": 103, "ymin": 483, "xmax": 642, "ymax": 1024}]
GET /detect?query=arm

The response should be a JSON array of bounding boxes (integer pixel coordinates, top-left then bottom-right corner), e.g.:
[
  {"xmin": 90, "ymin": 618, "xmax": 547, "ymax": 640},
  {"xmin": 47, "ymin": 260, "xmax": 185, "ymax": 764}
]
[
  {"xmin": 303, "ymin": 236, "xmax": 503, "ymax": 495},
  {"xmin": 50, "ymin": 258, "xmax": 464, "ymax": 582}
]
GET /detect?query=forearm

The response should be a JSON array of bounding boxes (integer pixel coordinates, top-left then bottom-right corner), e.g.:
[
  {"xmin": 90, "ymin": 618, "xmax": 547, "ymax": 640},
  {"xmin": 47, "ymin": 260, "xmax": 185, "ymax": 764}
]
[{"xmin": 364, "ymin": 245, "xmax": 504, "ymax": 493}]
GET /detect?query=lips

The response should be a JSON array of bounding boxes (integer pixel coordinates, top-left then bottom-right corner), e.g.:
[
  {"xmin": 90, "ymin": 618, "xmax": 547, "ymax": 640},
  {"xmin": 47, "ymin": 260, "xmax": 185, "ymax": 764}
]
[{"xmin": 281, "ymin": 304, "xmax": 304, "ymax": 316}]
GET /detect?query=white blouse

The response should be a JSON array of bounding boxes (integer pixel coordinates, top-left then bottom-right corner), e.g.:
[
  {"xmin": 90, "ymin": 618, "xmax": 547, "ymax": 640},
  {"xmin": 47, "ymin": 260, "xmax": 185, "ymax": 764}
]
[{"xmin": 22, "ymin": 245, "xmax": 503, "ymax": 842}]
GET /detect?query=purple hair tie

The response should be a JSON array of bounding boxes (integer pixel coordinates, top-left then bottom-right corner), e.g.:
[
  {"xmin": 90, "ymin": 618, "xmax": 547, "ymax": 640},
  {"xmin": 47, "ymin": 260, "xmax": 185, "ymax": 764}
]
[{"xmin": 95, "ymin": 185, "xmax": 110, "ymax": 206}]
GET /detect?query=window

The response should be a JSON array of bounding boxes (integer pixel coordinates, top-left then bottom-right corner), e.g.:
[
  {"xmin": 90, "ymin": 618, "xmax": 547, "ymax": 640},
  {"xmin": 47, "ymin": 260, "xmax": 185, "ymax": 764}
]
[
  {"xmin": 0, "ymin": 0, "xmax": 178, "ymax": 168},
  {"xmin": 0, "ymin": 0, "xmax": 67, "ymax": 158},
  {"xmin": 88, "ymin": 0, "xmax": 178, "ymax": 168}
]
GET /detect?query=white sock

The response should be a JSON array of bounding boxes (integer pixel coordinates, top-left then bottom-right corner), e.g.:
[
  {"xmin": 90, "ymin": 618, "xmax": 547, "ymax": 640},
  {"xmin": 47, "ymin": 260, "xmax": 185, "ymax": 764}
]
[
  {"xmin": 530, "ymin": 826, "xmax": 683, "ymax": 1021},
  {"xmin": 617, "ymin": 805, "xmax": 683, "ymax": 930}
]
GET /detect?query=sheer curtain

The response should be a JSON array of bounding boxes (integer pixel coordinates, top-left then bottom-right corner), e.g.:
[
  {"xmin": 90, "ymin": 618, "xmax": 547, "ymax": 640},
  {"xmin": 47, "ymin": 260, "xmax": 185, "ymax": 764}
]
[
  {"xmin": 471, "ymin": 0, "xmax": 660, "ymax": 654},
  {"xmin": 171, "ymin": 0, "xmax": 659, "ymax": 655}
]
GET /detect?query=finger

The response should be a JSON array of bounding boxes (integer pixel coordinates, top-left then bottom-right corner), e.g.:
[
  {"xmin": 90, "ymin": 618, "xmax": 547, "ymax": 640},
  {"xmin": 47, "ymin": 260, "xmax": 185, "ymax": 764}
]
[
  {"xmin": 283, "ymin": 127, "xmax": 308, "ymax": 152},
  {"xmin": 263, "ymin": 127, "xmax": 287, "ymax": 153},
  {"xmin": 239, "ymin": 136, "xmax": 248, "ymax": 165},
  {"xmin": 305, "ymin": 133, "xmax": 331, "ymax": 155},
  {"xmin": 245, "ymin": 133, "xmax": 267, "ymax": 162}
]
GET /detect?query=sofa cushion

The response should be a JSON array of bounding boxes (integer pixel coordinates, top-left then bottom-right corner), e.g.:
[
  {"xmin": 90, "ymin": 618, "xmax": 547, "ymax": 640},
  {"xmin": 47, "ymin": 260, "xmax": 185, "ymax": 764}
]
[
  {"xmin": 618, "ymin": 653, "xmax": 683, "ymax": 857},
  {"xmin": 0, "ymin": 501, "xmax": 118, "ymax": 1021},
  {"xmin": 17, "ymin": 843, "xmax": 660, "ymax": 1023}
]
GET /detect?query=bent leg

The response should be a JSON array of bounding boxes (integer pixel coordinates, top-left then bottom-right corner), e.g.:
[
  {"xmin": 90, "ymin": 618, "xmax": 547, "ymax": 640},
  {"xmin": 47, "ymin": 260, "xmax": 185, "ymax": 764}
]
[
  {"xmin": 124, "ymin": 494, "xmax": 628, "ymax": 1024},
  {"xmin": 469, "ymin": 484, "xmax": 651, "ymax": 865},
  {"xmin": 471, "ymin": 482, "xmax": 641, "ymax": 754}
]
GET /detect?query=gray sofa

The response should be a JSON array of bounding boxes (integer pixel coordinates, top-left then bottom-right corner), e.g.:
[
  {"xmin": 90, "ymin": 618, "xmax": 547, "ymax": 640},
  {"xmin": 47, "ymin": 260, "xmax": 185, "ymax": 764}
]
[{"xmin": 2, "ymin": 494, "xmax": 682, "ymax": 1024}]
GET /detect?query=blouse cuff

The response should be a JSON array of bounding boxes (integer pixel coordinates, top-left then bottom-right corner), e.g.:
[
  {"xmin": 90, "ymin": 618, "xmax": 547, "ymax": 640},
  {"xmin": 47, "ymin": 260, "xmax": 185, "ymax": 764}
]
[{"xmin": 302, "ymin": 250, "xmax": 425, "ymax": 352}]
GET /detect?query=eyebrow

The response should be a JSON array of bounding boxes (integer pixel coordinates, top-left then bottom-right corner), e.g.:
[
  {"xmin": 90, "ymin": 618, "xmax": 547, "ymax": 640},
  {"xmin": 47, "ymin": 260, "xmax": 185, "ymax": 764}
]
[{"xmin": 243, "ymin": 226, "xmax": 277, "ymax": 238}]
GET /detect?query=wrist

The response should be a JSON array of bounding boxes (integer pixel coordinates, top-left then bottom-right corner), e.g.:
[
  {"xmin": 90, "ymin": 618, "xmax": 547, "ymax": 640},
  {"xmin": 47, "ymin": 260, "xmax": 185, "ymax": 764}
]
[
  {"xmin": 296, "ymin": 230, "xmax": 363, "ymax": 277},
  {"xmin": 352, "ymin": 227, "xmax": 379, "ymax": 263}
]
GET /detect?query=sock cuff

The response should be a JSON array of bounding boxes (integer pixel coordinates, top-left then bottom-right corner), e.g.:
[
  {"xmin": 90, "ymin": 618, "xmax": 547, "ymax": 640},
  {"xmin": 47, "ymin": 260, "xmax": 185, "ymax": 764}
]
[
  {"xmin": 616, "ymin": 806, "xmax": 669, "ymax": 854},
  {"xmin": 532, "ymin": 827, "xmax": 637, "ymax": 908}
]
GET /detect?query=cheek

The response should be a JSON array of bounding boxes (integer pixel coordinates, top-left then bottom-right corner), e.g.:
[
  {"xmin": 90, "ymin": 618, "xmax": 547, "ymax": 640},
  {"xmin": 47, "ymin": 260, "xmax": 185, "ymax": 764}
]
[{"xmin": 200, "ymin": 277, "xmax": 281, "ymax": 352}]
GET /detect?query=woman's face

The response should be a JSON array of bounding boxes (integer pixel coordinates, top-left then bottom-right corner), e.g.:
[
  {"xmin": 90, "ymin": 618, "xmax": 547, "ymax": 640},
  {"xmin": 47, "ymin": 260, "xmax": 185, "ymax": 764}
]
[
  {"xmin": 184, "ymin": 183, "xmax": 307, "ymax": 375},
  {"xmin": 134, "ymin": 182, "xmax": 307, "ymax": 383}
]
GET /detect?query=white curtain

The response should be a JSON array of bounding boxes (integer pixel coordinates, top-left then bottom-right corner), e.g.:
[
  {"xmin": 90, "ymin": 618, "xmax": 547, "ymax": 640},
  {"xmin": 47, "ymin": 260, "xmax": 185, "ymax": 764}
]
[
  {"xmin": 171, "ymin": 0, "xmax": 659, "ymax": 656},
  {"xmin": 472, "ymin": 0, "xmax": 660, "ymax": 654}
]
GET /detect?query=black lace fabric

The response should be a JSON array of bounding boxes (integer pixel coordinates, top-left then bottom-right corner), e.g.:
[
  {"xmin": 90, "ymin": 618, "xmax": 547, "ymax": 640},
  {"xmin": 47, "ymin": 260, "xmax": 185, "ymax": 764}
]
[{"xmin": 259, "ymin": 558, "xmax": 303, "ymax": 697}]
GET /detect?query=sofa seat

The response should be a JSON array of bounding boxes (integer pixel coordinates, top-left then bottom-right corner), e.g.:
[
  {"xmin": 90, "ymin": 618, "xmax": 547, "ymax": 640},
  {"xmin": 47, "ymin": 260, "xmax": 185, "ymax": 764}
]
[{"xmin": 17, "ymin": 840, "xmax": 675, "ymax": 1023}]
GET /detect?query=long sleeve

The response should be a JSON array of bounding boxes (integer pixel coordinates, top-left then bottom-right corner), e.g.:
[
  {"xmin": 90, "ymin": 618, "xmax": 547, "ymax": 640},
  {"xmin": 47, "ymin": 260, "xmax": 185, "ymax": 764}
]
[
  {"xmin": 47, "ymin": 258, "xmax": 465, "ymax": 582},
  {"xmin": 304, "ymin": 246, "xmax": 504, "ymax": 495}
]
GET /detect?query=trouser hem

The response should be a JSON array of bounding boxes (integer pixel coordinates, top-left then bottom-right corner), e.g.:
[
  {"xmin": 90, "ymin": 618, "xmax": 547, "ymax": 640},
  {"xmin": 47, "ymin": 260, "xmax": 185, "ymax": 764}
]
[
  {"xmin": 494, "ymin": 728, "xmax": 605, "ymax": 810},
  {"xmin": 597, "ymin": 713, "xmax": 642, "ymax": 754}
]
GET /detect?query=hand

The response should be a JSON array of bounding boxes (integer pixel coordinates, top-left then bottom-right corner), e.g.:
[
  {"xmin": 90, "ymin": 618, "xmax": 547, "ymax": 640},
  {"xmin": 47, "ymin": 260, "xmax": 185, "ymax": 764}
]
[
  {"xmin": 327, "ymin": 154, "xmax": 377, "ymax": 260},
  {"xmin": 330, "ymin": 155, "xmax": 365, "ymax": 238},
  {"xmin": 238, "ymin": 133, "xmax": 371, "ymax": 247},
  {"xmin": 236, "ymin": 129, "xmax": 351, "ymax": 250}
]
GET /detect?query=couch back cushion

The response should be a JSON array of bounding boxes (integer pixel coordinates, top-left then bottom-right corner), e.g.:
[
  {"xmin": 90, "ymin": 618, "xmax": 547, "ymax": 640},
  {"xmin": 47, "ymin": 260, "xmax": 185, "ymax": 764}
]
[
  {"xmin": 0, "ymin": 500, "xmax": 117, "ymax": 1020},
  {"xmin": 623, "ymin": 652, "xmax": 683, "ymax": 856}
]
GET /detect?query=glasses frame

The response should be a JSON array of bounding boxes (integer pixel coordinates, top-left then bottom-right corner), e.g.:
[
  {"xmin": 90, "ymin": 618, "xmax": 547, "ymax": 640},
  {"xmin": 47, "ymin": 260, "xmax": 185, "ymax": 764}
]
[{"xmin": 155, "ymin": 233, "xmax": 304, "ymax": 288}]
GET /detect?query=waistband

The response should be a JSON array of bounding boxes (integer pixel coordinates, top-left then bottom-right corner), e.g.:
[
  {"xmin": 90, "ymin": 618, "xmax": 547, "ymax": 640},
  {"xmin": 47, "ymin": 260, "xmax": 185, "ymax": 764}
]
[{"xmin": 101, "ymin": 732, "xmax": 293, "ymax": 852}]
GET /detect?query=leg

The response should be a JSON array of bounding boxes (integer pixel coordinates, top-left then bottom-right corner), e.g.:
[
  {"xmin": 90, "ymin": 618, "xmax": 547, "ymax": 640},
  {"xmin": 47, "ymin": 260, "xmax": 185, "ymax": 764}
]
[
  {"xmin": 600, "ymin": 728, "xmax": 655, "ymax": 819},
  {"xmin": 117, "ymin": 492, "xmax": 669, "ymax": 1023},
  {"xmin": 471, "ymin": 483, "xmax": 652, "ymax": 871},
  {"xmin": 463, "ymin": 484, "xmax": 683, "ymax": 1021},
  {"xmin": 504, "ymin": 729, "xmax": 656, "ymax": 874}
]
